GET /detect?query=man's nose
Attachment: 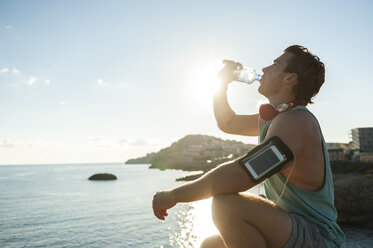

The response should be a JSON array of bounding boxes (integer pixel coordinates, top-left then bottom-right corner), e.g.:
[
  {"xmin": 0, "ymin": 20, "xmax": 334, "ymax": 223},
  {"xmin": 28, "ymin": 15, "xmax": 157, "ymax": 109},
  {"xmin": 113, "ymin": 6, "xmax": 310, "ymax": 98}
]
[{"xmin": 262, "ymin": 66, "xmax": 269, "ymax": 73}]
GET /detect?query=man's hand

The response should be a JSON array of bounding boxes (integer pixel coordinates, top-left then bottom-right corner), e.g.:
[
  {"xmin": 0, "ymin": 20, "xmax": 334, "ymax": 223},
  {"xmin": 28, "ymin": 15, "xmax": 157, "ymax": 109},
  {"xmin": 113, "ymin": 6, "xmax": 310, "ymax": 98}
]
[
  {"xmin": 217, "ymin": 60, "xmax": 242, "ymax": 85},
  {"xmin": 152, "ymin": 190, "xmax": 177, "ymax": 220}
]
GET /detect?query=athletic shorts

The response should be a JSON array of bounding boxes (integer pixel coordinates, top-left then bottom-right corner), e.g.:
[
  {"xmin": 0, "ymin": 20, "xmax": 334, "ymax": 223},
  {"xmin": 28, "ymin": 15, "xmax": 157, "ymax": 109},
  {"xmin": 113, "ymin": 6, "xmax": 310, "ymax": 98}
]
[{"xmin": 283, "ymin": 213, "xmax": 326, "ymax": 248}]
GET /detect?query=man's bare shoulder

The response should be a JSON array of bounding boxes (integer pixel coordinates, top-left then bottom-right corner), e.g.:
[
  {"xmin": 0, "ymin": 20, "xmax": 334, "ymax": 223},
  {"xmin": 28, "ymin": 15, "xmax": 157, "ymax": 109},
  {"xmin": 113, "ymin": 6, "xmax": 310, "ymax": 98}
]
[
  {"xmin": 264, "ymin": 109, "xmax": 320, "ymax": 158},
  {"xmin": 270, "ymin": 109, "xmax": 318, "ymax": 137}
]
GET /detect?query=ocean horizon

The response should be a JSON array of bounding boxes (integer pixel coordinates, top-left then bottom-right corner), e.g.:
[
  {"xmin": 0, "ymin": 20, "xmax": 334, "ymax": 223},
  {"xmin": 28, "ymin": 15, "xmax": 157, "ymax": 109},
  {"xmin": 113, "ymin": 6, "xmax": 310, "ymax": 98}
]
[{"xmin": 0, "ymin": 163, "xmax": 372, "ymax": 248}]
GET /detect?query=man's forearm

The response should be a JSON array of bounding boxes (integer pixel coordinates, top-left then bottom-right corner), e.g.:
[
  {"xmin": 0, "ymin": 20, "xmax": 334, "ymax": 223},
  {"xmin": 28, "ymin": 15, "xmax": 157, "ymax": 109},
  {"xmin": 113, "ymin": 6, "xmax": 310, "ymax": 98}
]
[
  {"xmin": 213, "ymin": 83, "xmax": 236, "ymax": 129},
  {"xmin": 172, "ymin": 159, "xmax": 254, "ymax": 203}
]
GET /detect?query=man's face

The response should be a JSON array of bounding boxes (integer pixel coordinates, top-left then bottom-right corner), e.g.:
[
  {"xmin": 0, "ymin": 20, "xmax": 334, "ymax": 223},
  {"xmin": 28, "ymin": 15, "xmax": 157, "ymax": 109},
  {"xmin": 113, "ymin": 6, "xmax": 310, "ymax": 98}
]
[{"xmin": 258, "ymin": 52, "xmax": 293, "ymax": 97}]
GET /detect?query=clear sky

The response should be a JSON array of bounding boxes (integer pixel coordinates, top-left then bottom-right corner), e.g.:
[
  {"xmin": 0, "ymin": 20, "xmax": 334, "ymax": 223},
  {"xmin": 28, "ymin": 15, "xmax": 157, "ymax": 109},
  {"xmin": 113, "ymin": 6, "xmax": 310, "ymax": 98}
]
[{"xmin": 1, "ymin": 0, "xmax": 372, "ymax": 165}]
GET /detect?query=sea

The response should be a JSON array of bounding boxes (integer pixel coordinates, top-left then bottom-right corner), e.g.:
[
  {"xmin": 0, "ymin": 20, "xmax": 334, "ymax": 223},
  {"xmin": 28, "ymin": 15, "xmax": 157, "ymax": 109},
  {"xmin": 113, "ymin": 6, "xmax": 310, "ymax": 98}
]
[{"xmin": 0, "ymin": 163, "xmax": 372, "ymax": 248}]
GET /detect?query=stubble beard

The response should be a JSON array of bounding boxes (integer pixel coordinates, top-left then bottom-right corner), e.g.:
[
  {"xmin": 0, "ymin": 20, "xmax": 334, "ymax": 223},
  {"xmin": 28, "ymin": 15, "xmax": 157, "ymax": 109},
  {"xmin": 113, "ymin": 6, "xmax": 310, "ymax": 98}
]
[{"xmin": 258, "ymin": 78, "xmax": 283, "ymax": 98}]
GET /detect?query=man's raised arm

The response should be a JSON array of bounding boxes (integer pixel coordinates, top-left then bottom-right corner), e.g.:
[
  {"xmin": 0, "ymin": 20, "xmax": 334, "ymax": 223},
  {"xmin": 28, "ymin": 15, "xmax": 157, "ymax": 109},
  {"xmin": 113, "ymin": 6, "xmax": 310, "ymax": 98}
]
[{"xmin": 213, "ymin": 65, "xmax": 260, "ymax": 136}]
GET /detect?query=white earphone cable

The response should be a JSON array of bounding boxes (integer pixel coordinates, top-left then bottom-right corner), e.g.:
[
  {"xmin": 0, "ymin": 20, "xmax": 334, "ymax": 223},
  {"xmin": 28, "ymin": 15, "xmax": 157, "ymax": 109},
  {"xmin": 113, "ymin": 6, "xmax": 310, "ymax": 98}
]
[
  {"xmin": 258, "ymin": 105, "xmax": 297, "ymax": 204},
  {"xmin": 275, "ymin": 163, "xmax": 295, "ymax": 205}
]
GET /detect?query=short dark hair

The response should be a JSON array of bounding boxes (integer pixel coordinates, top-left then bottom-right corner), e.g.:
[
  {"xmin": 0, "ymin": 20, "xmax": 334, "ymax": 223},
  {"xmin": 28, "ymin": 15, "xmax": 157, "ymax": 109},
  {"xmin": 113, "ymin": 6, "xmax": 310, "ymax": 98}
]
[{"xmin": 283, "ymin": 45, "xmax": 325, "ymax": 105}]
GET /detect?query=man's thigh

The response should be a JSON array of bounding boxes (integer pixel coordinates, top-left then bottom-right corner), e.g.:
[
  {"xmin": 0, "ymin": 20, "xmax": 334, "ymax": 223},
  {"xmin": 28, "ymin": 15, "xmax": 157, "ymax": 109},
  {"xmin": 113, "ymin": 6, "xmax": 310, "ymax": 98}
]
[{"xmin": 212, "ymin": 192, "xmax": 292, "ymax": 248}]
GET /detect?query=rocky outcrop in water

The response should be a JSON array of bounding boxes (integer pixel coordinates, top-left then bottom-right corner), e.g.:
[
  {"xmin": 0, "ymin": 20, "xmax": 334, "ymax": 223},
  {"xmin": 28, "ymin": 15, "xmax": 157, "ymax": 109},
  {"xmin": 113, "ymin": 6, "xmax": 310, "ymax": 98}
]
[{"xmin": 88, "ymin": 173, "xmax": 117, "ymax": 181}]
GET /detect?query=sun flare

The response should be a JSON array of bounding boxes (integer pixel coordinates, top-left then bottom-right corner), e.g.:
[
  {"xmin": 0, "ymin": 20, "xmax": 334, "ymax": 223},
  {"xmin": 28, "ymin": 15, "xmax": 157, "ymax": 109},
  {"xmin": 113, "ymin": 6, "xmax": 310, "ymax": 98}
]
[{"xmin": 190, "ymin": 62, "xmax": 224, "ymax": 107}]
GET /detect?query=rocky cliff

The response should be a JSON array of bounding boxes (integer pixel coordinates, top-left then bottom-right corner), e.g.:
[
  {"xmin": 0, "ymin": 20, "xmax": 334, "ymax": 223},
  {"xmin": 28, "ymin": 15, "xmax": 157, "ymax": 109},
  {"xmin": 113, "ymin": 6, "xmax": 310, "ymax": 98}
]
[
  {"xmin": 332, "ymin": 161, "xmax": 373, "ymax": 228},
  {"xmin": 125, "ymin": 134, "xmax": 255, "ymax": 171}
]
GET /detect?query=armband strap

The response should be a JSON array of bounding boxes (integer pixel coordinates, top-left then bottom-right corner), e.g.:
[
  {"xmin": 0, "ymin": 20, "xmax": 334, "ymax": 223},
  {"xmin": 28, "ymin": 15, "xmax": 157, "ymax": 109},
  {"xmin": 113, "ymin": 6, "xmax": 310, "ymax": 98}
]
[{"xmin": 238, "ymin": 136, "xmax": 294, "ymax": 183}]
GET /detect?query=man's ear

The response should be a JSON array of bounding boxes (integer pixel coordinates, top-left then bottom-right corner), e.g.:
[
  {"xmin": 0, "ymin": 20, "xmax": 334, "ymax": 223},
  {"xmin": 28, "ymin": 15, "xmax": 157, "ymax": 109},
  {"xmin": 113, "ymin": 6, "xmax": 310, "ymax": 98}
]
[{"xmin": 284, "ymin": 73, "xmax": 298, "ymax": 86}]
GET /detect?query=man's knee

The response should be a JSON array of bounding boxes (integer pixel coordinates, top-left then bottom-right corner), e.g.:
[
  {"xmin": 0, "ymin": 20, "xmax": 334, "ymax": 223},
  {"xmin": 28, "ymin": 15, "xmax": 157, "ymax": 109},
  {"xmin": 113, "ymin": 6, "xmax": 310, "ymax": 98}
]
[
  {"xmin": 212, "ymin": 193, "xmax": 270, "ymax": 228},
  {"xmin": 199, "ymin": 238, "xmax": 211, "ymax": 248},
  {"xmin": 200, "ymin": 235, "xmax": 226, "ymax": 248},
  {"xmin": 212, "ymin": 193, "xmax": 240, "ymax": 228}
]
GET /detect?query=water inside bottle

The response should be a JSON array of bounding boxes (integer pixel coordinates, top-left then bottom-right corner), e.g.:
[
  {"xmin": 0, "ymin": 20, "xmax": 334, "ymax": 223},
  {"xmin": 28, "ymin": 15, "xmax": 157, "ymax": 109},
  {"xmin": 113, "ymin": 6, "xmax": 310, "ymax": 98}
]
[
  {"xmin": 214, "ymin": 60, "xmax": 262, "ymax": 84},
  {"xmin": 236, "ymin": 67, "xmax": 261, "ymax": 84}
]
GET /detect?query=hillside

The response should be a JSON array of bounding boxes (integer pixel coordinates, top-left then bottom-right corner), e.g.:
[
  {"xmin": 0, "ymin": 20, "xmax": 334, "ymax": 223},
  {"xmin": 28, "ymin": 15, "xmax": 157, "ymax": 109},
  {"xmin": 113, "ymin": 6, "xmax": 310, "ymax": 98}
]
[
  {"xmin": 125, "ymin": 152, "xmax": 155, "ymax": 164},
  {"xmin": 125, "ymin": 134, "xmax": 256, "ymax": 171}
]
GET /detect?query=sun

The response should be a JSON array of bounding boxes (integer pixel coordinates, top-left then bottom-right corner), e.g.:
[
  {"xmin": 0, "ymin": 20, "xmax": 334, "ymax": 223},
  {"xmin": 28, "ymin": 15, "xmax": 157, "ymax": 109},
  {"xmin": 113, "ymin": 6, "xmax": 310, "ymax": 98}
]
[{"xmin": 190, "ymin": 61, "xmax": 224, "ymax": 107}]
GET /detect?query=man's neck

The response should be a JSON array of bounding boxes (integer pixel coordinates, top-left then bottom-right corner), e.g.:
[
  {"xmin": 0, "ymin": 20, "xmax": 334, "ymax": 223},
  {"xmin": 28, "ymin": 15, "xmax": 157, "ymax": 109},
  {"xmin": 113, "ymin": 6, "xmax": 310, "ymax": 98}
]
[{"xmin": 268, "ymin": 94, "xmax": 296, "ymax": 107}]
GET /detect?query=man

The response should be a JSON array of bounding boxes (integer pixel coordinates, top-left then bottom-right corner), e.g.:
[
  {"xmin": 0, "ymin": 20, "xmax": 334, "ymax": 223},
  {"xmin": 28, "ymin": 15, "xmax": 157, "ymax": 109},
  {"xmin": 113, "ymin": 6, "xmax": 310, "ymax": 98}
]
[{"xmin": 152, "ymin": 45, "xmax": 345, "ymax": 247}]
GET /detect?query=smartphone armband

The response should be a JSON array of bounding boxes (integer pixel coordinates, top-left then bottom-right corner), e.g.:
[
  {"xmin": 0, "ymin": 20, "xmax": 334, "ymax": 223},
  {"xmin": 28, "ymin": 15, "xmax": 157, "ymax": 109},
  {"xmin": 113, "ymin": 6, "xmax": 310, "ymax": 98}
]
[{"xmin": 238, "ymin": 136, "xmax": 294, "ymax": 183}]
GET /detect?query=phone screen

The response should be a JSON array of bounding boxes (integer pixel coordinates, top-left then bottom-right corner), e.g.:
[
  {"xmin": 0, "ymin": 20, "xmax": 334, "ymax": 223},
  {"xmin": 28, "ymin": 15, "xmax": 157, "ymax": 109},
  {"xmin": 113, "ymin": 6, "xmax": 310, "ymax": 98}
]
[{"xmin": 250, "ymin": 148, "xmax": 281, "ymax": 176}]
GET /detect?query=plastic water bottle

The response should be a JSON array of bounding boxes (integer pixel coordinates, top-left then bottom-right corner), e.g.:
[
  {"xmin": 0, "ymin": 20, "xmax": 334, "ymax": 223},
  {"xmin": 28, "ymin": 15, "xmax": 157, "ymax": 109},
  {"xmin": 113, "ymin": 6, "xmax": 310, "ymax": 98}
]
[
  {"xmin": 219, "ymin": 60, "xmax": 261, "ymax": 84},
  {"xmin": 233, "ymin": 67, "xmax": 262, "ymax": 84}
]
